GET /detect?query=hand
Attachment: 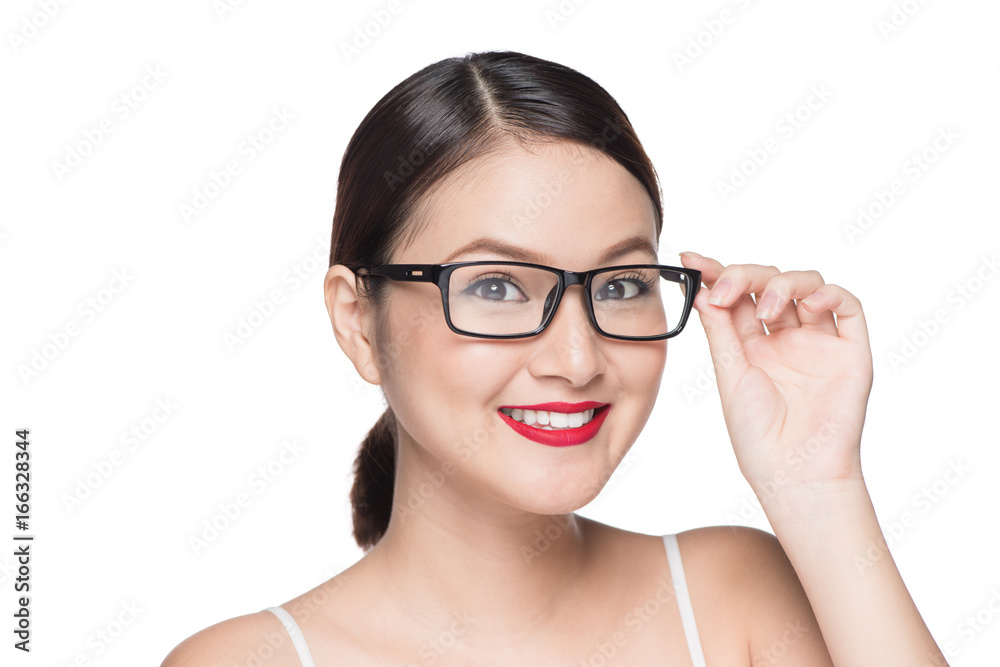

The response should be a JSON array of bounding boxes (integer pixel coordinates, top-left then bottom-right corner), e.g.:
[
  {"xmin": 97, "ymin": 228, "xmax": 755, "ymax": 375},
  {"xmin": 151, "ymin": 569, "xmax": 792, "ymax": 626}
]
[{"xmin": 678, "ymin": 252, "xmax": 874, "ymax": 498}]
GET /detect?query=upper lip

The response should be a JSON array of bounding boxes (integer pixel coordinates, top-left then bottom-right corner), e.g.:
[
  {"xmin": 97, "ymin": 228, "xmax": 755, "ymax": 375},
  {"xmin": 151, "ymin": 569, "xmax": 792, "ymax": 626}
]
[{"xmin": 499, "ymin": 401, "xmax": 608, "ymax": 412}]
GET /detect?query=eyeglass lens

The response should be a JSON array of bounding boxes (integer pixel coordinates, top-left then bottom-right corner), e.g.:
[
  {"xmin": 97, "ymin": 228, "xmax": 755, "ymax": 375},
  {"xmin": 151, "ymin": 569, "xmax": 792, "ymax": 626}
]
[{"xmin": 446, "ymin": 264, "xmax": 687, "ymax": 338}]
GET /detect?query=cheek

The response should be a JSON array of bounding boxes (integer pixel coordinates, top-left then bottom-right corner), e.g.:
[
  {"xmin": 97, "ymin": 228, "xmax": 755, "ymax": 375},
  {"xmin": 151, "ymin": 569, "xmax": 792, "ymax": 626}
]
[
  {"xmin": 414, "ymin": 334, "xmax": 517, "ymax": 400},
  {"xmin": 650, "ymin": 341, "xmax": 668, "ymax": 387},
  {"xmin": 605, "ymin": 340, "xmax": 667, "ymax": 428},
  {"xmin": 374, "ymin": 292, "xmax": 448, "ymax": 376},
  {"xmin": 609, "ymin": 340, "xmax": 667, "ymax": 391},
  {"xmin": 382, "ymin": 303, "xmax": 516, "ymax": 428},
  {"xmin": 642, "ymin": 341, "xmax": 668, "ymax": 405}
]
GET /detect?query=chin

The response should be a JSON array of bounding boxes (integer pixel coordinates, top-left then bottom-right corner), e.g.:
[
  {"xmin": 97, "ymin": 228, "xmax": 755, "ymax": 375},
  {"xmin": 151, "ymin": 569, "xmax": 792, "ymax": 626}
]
[{"xmin": 501, "ymin": 467, "xmax": 611, "ymax": 516}]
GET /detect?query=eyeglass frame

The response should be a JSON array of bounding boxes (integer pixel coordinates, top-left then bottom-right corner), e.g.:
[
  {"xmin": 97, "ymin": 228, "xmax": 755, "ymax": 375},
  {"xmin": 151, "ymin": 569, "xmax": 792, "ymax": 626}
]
[{"xmin": 354, "ymin": 261, "xmax": 702, "ymax": 341}]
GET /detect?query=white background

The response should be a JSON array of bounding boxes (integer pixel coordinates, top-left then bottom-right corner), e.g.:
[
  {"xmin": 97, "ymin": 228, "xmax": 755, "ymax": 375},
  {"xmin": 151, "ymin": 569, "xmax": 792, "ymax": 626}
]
[{"xmin": 2, "ymin": 0, "xmax": 999, "ymax": 664}]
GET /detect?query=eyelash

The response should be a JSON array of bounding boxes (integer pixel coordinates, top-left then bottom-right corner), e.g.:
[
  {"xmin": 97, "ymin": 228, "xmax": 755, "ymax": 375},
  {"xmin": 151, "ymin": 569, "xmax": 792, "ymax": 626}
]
[
  {"xmin": 463, "ymin": 272, "xmax": 523, "ymax": 295},
  {"xmin": 603, "ymin": 271, "xmax": 656, "ymax": 292},
  {"xmin": 462, "ymin": 270, "xmax": 656, "ymax": 296}
]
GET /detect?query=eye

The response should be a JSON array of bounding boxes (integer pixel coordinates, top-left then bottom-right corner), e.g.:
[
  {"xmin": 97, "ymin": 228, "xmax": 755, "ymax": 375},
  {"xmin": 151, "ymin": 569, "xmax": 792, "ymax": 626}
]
[
  {"xmin": 594, "ymin": 273, "xmax": 652, "ymax": 301},
  {"xmin": 466, "ymin": 274, "xmax": 525, "ymax": 302}
]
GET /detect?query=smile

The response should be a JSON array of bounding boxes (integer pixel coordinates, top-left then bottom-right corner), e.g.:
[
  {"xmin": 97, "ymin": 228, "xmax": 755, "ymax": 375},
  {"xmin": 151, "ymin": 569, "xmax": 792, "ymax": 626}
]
[
  {"xmin": 497, "ymin": 401, "xmax": 611, "ymax": 447},
  {"xmin": 498, "ymin": 407, "xmax": 595, "ymax": 430}
]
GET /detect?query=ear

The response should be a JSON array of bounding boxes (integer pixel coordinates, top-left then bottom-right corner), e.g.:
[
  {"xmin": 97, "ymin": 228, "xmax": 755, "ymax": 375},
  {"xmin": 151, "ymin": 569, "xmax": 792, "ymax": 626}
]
[{"xmin": 323, "ymin": 265, "xmax": 382, "ymax": 385}]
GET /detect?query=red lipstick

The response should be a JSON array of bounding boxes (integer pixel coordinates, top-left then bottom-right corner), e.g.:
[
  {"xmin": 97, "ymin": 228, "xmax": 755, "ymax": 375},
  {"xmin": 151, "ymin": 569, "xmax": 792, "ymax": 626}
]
[{"xmin": 497, "ymin": 402, "xmax": 611, "ymax": 447}]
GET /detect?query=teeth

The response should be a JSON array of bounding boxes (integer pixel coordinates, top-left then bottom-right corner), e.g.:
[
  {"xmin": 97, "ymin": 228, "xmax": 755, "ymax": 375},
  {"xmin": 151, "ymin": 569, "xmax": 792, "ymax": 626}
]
[{"xmin": 500, "ymin": 407, "xmax": 600, "ymax": 429}]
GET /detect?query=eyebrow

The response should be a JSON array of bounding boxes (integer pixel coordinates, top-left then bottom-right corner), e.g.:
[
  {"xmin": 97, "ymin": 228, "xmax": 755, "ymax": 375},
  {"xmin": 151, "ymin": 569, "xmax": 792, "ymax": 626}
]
[{"xmin": 440, "ymin": 234, "xmax": 658, "ymax": 266}]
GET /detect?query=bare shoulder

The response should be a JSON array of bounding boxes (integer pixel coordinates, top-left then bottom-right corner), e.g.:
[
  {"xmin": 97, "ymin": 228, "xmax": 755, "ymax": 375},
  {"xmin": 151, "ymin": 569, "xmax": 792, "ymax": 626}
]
[
  {"xmin": 675, "ymin": 525, "xmax": 834, "ymax": 666},
  {"xmin": 160, "ymin": 609, "xmax": 299, "ymax": 667},
  {"xmin": 676, "ymin": 524, "xmax": 792, "ymax": 581}
]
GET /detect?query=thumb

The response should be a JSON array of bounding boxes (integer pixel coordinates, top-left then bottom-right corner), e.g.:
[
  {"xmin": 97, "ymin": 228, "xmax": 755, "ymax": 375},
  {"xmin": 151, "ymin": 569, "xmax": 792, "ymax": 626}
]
[{"xmin": 683, "ymin": 254, "xmax": 753, "ymax": 401}]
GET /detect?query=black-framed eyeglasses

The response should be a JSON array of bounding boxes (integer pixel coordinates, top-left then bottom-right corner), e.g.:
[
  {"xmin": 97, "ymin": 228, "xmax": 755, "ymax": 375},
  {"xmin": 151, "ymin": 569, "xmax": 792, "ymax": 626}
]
[{"xmin": 355, "ymin": 261, "xmax": 701, "ymax": 341}]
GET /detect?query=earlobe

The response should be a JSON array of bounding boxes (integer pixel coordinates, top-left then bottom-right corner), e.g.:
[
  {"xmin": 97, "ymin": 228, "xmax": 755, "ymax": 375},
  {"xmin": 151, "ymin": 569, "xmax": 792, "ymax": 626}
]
[{"xmin": 323, "ymin": 265, "xmax": 382, "ymax": 385}]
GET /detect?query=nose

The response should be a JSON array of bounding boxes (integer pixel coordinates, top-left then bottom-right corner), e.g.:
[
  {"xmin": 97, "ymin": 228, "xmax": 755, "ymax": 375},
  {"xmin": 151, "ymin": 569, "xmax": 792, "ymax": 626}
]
[{"xmin": 526, "ymin": 284, "xmax": 607, "ymax": 385}]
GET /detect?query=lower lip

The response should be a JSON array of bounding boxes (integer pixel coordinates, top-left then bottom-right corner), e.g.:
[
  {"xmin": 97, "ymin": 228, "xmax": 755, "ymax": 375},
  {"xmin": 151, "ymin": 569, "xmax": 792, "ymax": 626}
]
[{"xmin": 497, "ymin": 406, "xmax": 611, "ymax": 447}]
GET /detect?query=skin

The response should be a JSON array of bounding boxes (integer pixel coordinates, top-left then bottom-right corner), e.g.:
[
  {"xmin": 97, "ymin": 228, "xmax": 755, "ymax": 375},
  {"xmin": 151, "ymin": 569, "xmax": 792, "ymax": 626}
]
[{"xmin": 161, "ymin": 138, "xmax": 947, "ymax": 665}]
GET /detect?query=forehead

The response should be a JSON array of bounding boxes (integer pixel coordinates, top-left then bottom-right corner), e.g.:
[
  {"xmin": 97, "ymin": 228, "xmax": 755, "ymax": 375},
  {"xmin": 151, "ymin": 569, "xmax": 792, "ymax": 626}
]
[{"xmin": 397, "ymin": 138, "xmax": 659, "ymax": 268}]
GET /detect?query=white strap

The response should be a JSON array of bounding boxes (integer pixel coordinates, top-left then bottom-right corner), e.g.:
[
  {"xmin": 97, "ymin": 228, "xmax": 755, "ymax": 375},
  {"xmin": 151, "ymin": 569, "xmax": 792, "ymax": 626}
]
[
  {"xmin": 663, "ymin": 534, "xmax": 707, "ymax": 666},
  {"xmin": 264, "ymin": 606, "xmax": 317, "ymax": 667}
]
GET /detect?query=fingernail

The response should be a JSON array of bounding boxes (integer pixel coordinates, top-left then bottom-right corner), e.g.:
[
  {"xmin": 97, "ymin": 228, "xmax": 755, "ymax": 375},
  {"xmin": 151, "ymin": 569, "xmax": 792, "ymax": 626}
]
[
  {"xmin": 708, "ymin": 279, "xmax": 732, "ymax": 306},
  {"xmin": 800, "ymin": 290, "xmax": 821, "ymax": 307},
  {"xmin": 756, "ymin": 291, "xmax": 777, "ymax": 319}
]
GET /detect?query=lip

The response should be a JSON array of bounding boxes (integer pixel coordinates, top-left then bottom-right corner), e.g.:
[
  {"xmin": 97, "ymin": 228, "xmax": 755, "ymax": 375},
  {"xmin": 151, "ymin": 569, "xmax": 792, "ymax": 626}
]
[{"xmin": 497, "ymin": 403, "xmax": 611, "ymax": 447}]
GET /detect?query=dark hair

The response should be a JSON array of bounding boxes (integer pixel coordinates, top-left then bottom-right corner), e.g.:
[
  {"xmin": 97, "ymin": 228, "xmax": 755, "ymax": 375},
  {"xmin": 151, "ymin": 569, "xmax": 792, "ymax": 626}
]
[{"xmin": 329, "ymin": 50, "xmax": 663, "ymax": 551}]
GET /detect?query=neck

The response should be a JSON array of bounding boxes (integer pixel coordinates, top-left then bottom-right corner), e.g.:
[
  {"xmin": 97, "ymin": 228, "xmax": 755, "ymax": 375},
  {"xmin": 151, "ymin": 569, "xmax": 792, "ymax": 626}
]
[{"xmin": 361, "ymin": 436, "xmax": 594, "ymax": 645}]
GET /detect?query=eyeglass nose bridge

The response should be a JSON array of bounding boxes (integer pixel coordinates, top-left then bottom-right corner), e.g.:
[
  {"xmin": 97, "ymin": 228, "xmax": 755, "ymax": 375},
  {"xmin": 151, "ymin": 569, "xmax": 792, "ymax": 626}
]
[
  {"xmin": 537, "ymin": 268, "xmax": 598, "ymax": 335},
  {"xmin": 562, "ymin": 269, "xmax": 589, "ymax": 288}
]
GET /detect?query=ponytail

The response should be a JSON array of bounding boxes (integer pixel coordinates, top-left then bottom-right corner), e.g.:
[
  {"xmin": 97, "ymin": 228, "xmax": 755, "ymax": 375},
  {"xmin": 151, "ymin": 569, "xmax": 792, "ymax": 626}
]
[{"xmin": 350, "ymin": 407, "xmax": 397, "ymax": 550}]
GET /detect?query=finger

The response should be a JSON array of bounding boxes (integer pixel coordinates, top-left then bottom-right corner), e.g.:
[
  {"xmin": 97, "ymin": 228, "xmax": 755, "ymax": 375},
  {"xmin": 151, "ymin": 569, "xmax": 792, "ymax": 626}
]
[
  {"xmin": 679, "ymin": 253, "xmax": 754, "ymax": 400},
  {"xmin": 751, "ymin": 270, "xmax": 827, "ymax": 335},
  {"xmin": 680, "ymin": 252, "xmax": 763, "ymax": 341},
  {"xmin": 758, "ymin": 302, "xmax": 798, "ymax": 335},
  {"xmin": 702, "ymin": 259, "xmax": 784, "ymax": 341},
  {"xmin": 708, "ymin": 262, "xmax": 785, "ymax": 308},
  {"xmin": 795, "ymin": 296, "xmax": 837, "ymax": 336},
  {"xmin": 684, "ymin": 253, "xmax": 838, "ymax": 338},
  {"xmin": 753, "ymin": 289, "xmax": 801, "ymax": 335},
  {"xmin": 800, "ymin": 284, "xmax": 869, "ymax": 343}
]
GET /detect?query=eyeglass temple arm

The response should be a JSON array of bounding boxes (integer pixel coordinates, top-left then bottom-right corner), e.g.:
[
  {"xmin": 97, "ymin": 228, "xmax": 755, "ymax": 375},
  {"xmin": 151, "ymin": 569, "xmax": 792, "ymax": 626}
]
[{"xmin": 356, "ymin": 264, "xmax": 438, "ymax": 282}]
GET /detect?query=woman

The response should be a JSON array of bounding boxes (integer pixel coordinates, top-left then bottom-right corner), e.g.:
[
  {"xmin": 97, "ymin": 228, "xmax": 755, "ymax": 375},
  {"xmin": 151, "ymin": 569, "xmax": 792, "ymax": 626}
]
[{"xmin": 163, "ymin": 51, "xmax": 947, "ymax": 665}]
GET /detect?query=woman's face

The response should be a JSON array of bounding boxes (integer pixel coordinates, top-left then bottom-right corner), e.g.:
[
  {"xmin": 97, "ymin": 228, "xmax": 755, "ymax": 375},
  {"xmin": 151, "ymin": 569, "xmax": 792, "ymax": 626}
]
[{"xmin": 372, "ymin": 138, "xmax": 667, "ymax": 516}]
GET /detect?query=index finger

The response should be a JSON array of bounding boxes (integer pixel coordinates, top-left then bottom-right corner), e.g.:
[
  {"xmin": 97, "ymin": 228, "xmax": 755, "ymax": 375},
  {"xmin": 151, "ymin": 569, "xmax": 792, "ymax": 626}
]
[{"xmin": 704, "ymin": 263, "xmax": 781, "ymax": 306}]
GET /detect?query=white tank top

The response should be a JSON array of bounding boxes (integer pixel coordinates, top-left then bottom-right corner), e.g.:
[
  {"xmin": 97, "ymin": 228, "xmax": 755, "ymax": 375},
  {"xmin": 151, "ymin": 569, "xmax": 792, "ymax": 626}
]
[{"xmin": 263, "ymin": 532, "xmax": 705, "ymax": 665}]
